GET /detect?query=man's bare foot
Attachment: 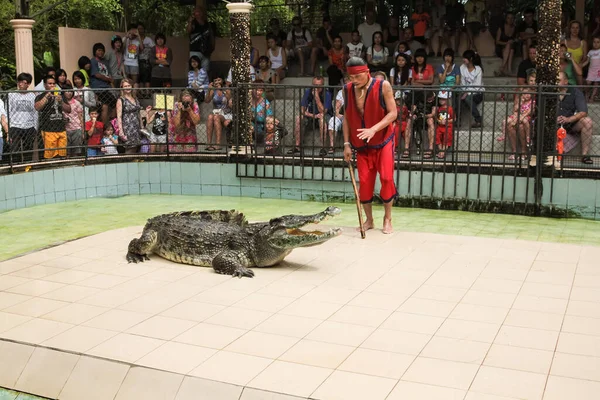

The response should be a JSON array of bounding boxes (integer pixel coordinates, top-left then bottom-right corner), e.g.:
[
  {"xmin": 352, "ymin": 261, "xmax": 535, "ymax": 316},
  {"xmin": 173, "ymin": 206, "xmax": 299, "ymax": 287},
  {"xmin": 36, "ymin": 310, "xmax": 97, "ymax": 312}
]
[
  {"xmin": 382, "ymin": 218, "xmax": 393, "ymax": 234},
  {"xmin": 356, "ymin": 220, "xmax": 374, "ymax": 232}
]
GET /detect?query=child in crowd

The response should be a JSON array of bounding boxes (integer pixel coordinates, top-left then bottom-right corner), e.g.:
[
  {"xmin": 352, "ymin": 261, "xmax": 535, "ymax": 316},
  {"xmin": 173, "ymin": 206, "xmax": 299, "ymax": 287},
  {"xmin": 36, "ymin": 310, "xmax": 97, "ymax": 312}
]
[
  {"xmin": 393, "ymin": 42, "xmax": 412, "ymax": 59},
  {"xmin": 345, "ymin": 30, "xmax": 365, "ymax": 59},
  {"xmin": 85, "ymin": 106, "xmax": 104, "ymax": 157},
  {"xmin": 62, "ymin": 84, "xmax": 84, "ymax": 157},
  {"xmin": 101, "ymin": 124, "xmax": 119, "ymax": 155},
  {"xmin": 72, "ymin": 71, "xmax": 96, "ymax": 123},
  {"xmin": 583, "ymin": 36, "xmax": 600, "ymax": 101},
  {"xmin": 395, "ymin": 91, "xmax": 410, "ymax": 156},
  {"xmin": 264, "ymin": 116, "xmax": 287, "ymax": 155},
  {"xmin": 145, "ymin": 106, "xmax": 168, "ymax": 153},
  {"xmin": 435, "ymin": 90, "xmax": 454, "ymax": 159},
  {"xmin": 498, "ymin": 73, "xmax": 536, "ymax": 160},
  {"xmin": 124, "ymin": 24, "xmax": 143, "ymax": 87}
]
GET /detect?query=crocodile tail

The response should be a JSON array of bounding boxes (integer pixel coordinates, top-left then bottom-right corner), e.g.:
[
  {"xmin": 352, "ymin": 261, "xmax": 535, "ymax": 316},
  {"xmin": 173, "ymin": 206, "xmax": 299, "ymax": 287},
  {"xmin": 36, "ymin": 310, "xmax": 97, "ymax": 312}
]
[{"xmin": 161, "ymin": 210, "xmax": 248, "ymax": 226}]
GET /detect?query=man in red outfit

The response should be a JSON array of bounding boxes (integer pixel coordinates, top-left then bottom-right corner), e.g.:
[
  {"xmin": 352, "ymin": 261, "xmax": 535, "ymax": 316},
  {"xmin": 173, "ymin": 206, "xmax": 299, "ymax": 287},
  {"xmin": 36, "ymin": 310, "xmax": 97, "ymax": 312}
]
[{"xmin": 343, "ymin": 57, "xmax": 398, "ymax": 234}]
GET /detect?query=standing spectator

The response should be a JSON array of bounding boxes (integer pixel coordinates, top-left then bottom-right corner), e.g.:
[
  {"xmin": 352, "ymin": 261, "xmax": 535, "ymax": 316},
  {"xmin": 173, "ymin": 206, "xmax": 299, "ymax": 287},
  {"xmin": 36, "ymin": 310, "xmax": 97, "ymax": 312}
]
[
  {"xmin": 123, "ymin": 24, "xmax": 142, "ymax": 87},
  {"xmin": 557, "ymin": 72, "xmax": 593, "ymax": 164},
  {"xmin": 56, "ymin": 69, "xmax": 71, "ymax": 89},
  {"xmin": 250, "ymin": 80, "xmax": 273, "ymax": 142},
  {"xmin": 403, "ymin": 27, "xmax": 424, "ymax": 55},
  {"xmin": 289, "ymin": 76, "xmax": 332, "ymax": 155},
  {"xmin": 464, "ymin": 0, "xmax": 486, "ymax": 52},
  {"xmin": 137, "ymin": 23, "xmax": 155, "ymax": 96},
  {"xmin": 560, "ymin": 43, "xmax": 583, "ymax": 85},
  {"xmin": 583, "ymin": 36, "xmax": 600, "ymax": 101},
  {"xmin": 72, "ymin": 71, "xmax": 96, "ymax": 123},
  {"xmin": 366, "ymin": 32, "xmax": 389, "ymax": 72},
  {"xmin": 90, "ymin": 43, "xmax": 116, "ymax": 127},
  {"xmin": 517, "ymin": 44, "xmax": 536, "ymax": 86},
  {"xmin": 327, "ymin": 36, "xmax": 347, "ymax": 86},
  {"xmin": 0, "ymin": 97, "xmax": 7, "ymax": 161},
  {"xmin": 345, "ymin": 30, "xmax": 365, "ymax": 59},
  {"xmin": 187, "ymin": 7, "xmax": 214, "ymax": 73},
  {"xmin": 187, "ymin": 56, "xmax": 209, "ymax": 102},
  {"xmin": 266, "ymin": 34, "xmax": 287, "ymax": 83},
  {"xmin": 250, "ymin": 40, "xmax": 260, "ymax": 69},
  {"xmin": 517, "ymin": 8, "xmax": 538, "ymax": 61},
  {"xmin": 564, "ymin": 20, "xmax": 588, "ymax": 84},
  {"xmin": 101, "ymin": 124, "xmax": 119, "ymax": 155},
  {"xmin": 116, "ymin": 79, "xmax": 143, "ymax": 154},
  {"xmin": 105, "ymin": 35, "xmax": 126, "ymax": 90},
  {"xmin": 287, "ymin": 16, "xmax": 313, "ymax": 76},
  {"xmin": 444, "ymin": 0, "xmax": 464, "ymax": 54},
  {"xmin": 204, "ymin": 77, "xmax": 231, "ymax": 151},
  {"xmin": 85, "ymin": 107, "xmax": 104, "ymax": 157},
  {"xmin": 410, "ymin": 2, "xmax": 430, "ymax": 45},
  {"xmin": 34, "ymin": 67, "xmax": 56, "ymax": 91},
  {"xmin": 494, "ymin": 11, "xmax": 517, "ymax": 77},
  {"xmin": 150, "ymin": 33, "xmax": 173, "ymax": 89},
  {"xmin": 78, "ymin": 57, "xmax": 91, "ymax": 87},
  {"xmin": 62, "ymin": 84, "xmax": 84, "ymax": 157},
  {"xmin": 427, "ymin": 0, "xmax": 446, "ymax": 57},
  {"xmin": 437, "ymin": 48, "xmax": 461, "ymax": 114},
  {"xmin": 311, "ymin": 16, "xmax": 338, "ymax": 76},
  {"xmin": 358, "ymin": 10, "xmax": 381, "ymax": 49},
  {"xmin": 383, "ymin": 16, "xmax": 401, "ymax": 55},
  {"xmin": 266, "ymin": 18, "xmax": 288, "ymax": 49},
  {"xmin": 169, "ymin": 90, "xmax": 201, "ymax": 153},
  {"xmin": 459, "ymin": 49, "xmax": 485, "ymax": 128},
  {"xmin": 435, "ymin": 90, "xmax": 454, "ymax": 159},
  {"xmin": 7, "ymin": 73, "xmax": 39, "ymax": 162},
  {"xmin": 34, "ymin": 75, "xmax": 72, "ymax": 159}
]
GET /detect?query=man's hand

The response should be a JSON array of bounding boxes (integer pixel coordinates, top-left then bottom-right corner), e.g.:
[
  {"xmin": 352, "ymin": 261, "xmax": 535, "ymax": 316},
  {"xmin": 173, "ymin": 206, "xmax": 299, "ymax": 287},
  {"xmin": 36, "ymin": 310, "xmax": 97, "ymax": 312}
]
[
  {"xmin": 357, "ymin": 127, "xmax": 376, "ymax": 142},
  {"xmin": 557, "ymin": 115, "xmax": 569, "ymax": 124},
  {"xmin": 343, "ymin": 145, "xmax": 352, "ymax": 161}
]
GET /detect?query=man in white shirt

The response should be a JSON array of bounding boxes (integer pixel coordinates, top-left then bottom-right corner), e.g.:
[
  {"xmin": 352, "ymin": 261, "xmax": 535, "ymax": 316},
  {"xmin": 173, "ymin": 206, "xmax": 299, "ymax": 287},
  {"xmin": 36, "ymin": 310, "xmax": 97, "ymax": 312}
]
[
  {"xmin": 357, "ymin": 10, "xmax": 382, "ymax": 49},
  {"xmin": 326, "ymin": 85, "xmax": 345, "ymax": 155},
  {"xmin": 8, "ymin": 73, "xmax": 40, "ymax": 162}
]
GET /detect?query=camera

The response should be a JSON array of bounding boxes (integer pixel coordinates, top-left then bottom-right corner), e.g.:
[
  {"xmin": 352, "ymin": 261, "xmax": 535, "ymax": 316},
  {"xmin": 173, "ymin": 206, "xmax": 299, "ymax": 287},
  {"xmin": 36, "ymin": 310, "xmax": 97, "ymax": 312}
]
[
  {"xmin": 565, "ymin": 52, "xmax": 572, "ymax": 60},
  {"xmin": 182, "ymin": 101, "xmax": 191, "ymax": 108}
]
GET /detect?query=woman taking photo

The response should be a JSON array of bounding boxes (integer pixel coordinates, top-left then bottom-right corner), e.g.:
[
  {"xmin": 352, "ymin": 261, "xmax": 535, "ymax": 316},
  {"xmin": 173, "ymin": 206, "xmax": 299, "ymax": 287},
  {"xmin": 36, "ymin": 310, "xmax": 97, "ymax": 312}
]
[{"xmin": 169, "ymin": 90, "xmax": 201, "ymax": 153}]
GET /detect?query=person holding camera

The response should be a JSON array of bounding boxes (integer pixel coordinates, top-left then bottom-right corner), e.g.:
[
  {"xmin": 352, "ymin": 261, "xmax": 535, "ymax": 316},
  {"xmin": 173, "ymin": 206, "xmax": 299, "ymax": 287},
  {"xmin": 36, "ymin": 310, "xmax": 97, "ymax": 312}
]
[
  {"xmin": 123, "ymin": 24, "xmax": 144, "ymax": 88},
  {"xmin": 34, "ymin": 75, "xmax": 72, "ymax": 159},
  {"xmin": 204, "ymin": 78, "xmax": 231, "ymax": 151},
  {"xmin": 169, "ymin": 90, "xmax": 200, "ymax": 153}
]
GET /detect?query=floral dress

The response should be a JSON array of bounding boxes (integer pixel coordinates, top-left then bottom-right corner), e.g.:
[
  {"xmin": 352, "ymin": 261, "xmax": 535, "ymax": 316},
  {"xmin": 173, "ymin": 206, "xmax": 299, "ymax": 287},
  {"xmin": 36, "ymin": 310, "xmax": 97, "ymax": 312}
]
[
  {"xmin": 169, "ymin": 102, "xmax": 200, "ymax": 153},
  {"xmin": 120, "ymin": 96, "xmax": 142, "ymax": 148}
]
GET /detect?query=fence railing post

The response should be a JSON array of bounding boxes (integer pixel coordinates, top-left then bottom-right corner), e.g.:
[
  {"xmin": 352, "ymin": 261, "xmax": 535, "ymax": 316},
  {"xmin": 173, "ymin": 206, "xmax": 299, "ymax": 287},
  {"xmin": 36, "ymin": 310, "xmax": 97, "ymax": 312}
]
[{"xmin": 533, "ymin": 84, "xmax": 545, "ymax": 215}]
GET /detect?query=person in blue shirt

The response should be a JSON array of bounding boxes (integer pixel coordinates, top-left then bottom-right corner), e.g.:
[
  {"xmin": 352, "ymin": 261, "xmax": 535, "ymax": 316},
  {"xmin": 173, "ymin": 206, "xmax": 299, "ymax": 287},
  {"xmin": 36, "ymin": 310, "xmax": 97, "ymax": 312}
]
[
  {"xmin": 437, "ymin": 48, "xmax": 461, "ymax": 120},
  {"xmin": 288, "ymin": 76, "xmax": 332, "ymax": 155}
]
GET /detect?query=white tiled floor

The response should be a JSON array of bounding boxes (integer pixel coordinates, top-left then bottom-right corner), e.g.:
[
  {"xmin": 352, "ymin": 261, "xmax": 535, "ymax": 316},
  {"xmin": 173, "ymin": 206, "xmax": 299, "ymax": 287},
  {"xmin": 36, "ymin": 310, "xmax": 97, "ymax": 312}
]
[{"xmin": 1, "ymin": 226, "xmax": 600, "ymax": 399}]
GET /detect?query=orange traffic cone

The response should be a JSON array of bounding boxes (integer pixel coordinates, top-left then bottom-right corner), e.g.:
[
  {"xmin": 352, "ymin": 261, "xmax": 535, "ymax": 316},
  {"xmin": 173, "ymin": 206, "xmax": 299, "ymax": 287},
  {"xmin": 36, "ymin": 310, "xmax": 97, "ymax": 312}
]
[{"xmin": 557, "ymin": 125, "xmax": 566, "ymax": 161}]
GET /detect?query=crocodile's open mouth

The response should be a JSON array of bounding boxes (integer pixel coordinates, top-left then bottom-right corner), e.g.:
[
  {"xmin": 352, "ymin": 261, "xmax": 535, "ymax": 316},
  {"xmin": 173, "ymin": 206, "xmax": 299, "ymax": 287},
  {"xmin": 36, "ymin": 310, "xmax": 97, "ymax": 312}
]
[{"xmin": 286, "ymin": 228, "xmax": 331, "ymax": 236}]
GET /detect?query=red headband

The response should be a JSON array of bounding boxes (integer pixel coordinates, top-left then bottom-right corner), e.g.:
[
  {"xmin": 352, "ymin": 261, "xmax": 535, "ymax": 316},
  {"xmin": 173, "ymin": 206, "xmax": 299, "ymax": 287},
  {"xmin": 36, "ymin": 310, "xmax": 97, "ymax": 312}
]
[{"xmin": 347, "ymin": 65, "xmax": 370, "ymax": 75}]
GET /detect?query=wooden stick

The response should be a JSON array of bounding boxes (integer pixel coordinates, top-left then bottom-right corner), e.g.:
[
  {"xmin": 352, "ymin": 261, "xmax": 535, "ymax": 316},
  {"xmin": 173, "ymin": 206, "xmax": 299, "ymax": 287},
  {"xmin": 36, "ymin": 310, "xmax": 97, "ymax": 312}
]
[{"xmin": 347, "ymin": 161, "xmax": 365, "ymax": 239}]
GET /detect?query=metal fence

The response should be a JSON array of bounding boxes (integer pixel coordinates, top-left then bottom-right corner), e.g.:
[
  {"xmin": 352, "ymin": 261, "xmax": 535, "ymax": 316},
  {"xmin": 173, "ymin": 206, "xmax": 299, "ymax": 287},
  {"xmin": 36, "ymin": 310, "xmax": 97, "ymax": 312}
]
[{"xmin": 0, "ymin": 82, "xmax": 598, "ymax": 216}]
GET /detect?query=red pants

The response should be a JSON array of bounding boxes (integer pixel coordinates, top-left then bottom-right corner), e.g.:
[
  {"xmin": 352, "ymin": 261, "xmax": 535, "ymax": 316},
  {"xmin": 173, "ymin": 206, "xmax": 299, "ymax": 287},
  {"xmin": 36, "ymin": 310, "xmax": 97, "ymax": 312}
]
[
  {"xmin": 436, "ymin": 125, "xmax": 453, "ymax": 147},
  {"xmin": 356, "ymin": 139, "xmax": 398, "ymax": 203}
]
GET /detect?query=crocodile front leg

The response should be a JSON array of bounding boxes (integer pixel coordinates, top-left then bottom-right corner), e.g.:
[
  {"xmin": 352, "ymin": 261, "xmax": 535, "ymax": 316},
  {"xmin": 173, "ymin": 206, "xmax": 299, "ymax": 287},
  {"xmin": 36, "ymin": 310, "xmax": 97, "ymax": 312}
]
[
  {"xmin": 212, "ymin": 250, "xmax": 254, "ymax": 278},
  {"xmin": 126, "ymin": 229, "xmax": 158, "ymax": 263}
]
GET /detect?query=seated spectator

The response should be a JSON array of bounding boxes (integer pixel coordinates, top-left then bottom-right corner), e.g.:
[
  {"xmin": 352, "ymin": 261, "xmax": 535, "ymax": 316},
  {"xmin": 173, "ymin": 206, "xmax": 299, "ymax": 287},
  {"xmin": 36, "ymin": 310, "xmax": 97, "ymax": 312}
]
[
  {"xmin": 494, "ymin": 11, "xmax": 517, "ymax": 77},
  {"xmin": 517, "ymin": 44, "xmax": 536, "ymax": 86},
  {"xmin": 327, "ymin": 36, "xmax": 347, "ymax": 86},
  {"xmin": 116, "ymin": 79, "xmax": 143, "ymax": 154},
  {"xmin": 204, "ymin": 77, "xmax": 231, "ymax": 151},
  {"xmin": 266, "ymin": 18, "xmax": 288, "ymax": 50},
  {"xmin": 169, "ymin": 90, "xmax": 201, "ymax": 153},
  {"xmin": 557, "ymin": 71, "xmax": 593, "ymax": 164},
  {"xmin": 250, "ymin": 40, "xmax": 260, "ymax": 69},
  {"xmin": 373, "ymin": 71, "xmax": 388, "ymax": 81},
  {"xmin": 444, "ymin": 0, "xmax": 465, "ymax": 54},
  {"xmin": 358, "ymin": 10, "xmax": 382, "ymax": 49},
  {"xmin": 464, "ymin": 0, "xmax": 486, "ymax": 52},
  {"xmin": 226, "ymin": 65, "xmax": 256, "ymax": 86},
  {"xmin": 426, "ymin": 0, "xmax": 446, "ymax": 57},
  {"xmin": 256, "ymin": 56, "xmax": 275, "ymax": 83},
  {"xmin": 61, "ymin": 84, "xmax": 84, "ymax": 157},
  {"xmin": 459, "ymin": 49, "xmax": 484, "ymax": 128},
  {"xmin": 393, "ymin": 41, "xmax": 412, "ymax": 59},
  {"xmin": 560, "ymin": 49, "xmax": 582, "ymax": 86},
  {"xmin": 7, "ymin": 73, "xmax": 40, "ymax": 162},
  {"xmin": 150, "ymin": 33, "xmax": 173, "ymax": 89},
  {"xmin": 405, "ymin": 90, "xmax": 437, "ymax": 159},
  {"xmin": 410, "ymin": 2, "xmax": 430, "ymax": 45},
  {"xmin": 287, "ymin": 16, "xmax": 313, "ymax": 76},
  {"xmin": 264, "ymin": 116, "xmax": 289, "ymax": 155},
  {"xmin": 390, "ymin": 53, "xmax": 412, "ymax": 90},
  {"xmin": 266, "ymin": 33, "xmax": 287, "ymax": 83},
  {"xmin": 85, "ymin": 106, "xmax": 104, "ymax": 157},
  {"xmin": 582, "ymin": 36, "xmax": 600, "ymax": 101},
  {"xmin": 411, "ymin": 48, "xmax": 435, "ymax": 86},
  {"xmin": 327, "ymin": 83, "xmax": 346, "ymax": 155},
  {"xmin": 403, "ymin": 27, "xmax": 424, "ymax": 55},
  {"xmin": 367, "ymin": 31, "xmax": 390, "ymax": 72},
  {"xmin": 249, "ymin": 80, "xmax": 273, "ymax": 145},
  {"xmin": 78, "ymin": 57, "xmax": 91, "ymax": 87},
  {"xmin": 345, "ymin": 30, "xmax": 365, "ymax": 59},
  {"xmin": 289, "ymin": 75, "xmax": 331, "ymax": 155},
  {"xmin": 72, "ymin": 71, "xmax": 96, "ymax": 123},
  {"xmin": 311, "ymin": 16, "xmax": 338, "ymax": 76},
  {"xmin": 383, "ymin": 16, "xmax": 401, "ymax": 54},
  {"xmin": 437, "ymin": 48, "xmax": 461, "ymax": 113},
  {"xmin": 105, "ymin": 35, "xmax": 125, "ymax": 89},
  {"xmin": 90, "ymin": 42, "xmax": 116, "ymax": 126},
  {"xmin": 517, "ymin": 8, "xmax": 538, "ymax": 60},
  {"xmin": 34, "ymin": 75, "xmax": 72, "ymax": 159},
  {"xmin": 187, "ymin": 55, "xmax": 209, "ymax": 102}
]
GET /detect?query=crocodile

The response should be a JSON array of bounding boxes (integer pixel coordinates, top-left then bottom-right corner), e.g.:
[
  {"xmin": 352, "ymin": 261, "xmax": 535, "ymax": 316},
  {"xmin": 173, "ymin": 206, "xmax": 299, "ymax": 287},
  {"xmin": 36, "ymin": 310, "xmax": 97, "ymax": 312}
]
[{"xmin": 126, "ymin": 206, "xmax": 342, "ymax": 278}]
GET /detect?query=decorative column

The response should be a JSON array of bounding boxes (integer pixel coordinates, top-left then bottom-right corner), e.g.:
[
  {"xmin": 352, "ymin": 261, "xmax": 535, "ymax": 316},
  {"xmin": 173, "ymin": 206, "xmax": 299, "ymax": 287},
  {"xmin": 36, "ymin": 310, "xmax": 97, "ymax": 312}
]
[
  {"xmin": 536, "ymin": 0, "xmax": 561, "ymax": 167},
  {"xmin": 226, "ymin": 1, "xmax": 253, "ymax": 153},
  {"xmin": 10, "ymin": 19, "xmax": 36, "ymax": 81}
]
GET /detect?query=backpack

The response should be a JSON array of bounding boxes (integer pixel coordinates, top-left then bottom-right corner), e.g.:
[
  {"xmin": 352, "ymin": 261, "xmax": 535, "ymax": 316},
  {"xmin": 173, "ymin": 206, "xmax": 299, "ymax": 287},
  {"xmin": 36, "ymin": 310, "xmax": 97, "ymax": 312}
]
[{"xmin": 291, "ymin": 28, "xmax": 309, "ymax": 47}]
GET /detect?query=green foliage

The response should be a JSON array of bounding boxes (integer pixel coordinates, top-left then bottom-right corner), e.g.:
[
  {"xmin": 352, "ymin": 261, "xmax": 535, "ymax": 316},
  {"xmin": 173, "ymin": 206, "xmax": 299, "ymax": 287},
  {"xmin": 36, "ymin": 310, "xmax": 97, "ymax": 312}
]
[{"xmin": 208, "ymin": 0, "xmax": 297, "ymax": 36}]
